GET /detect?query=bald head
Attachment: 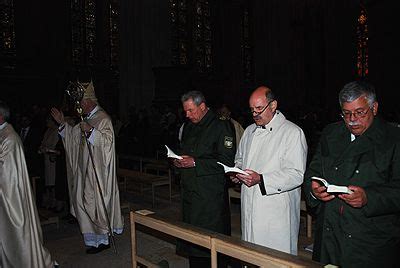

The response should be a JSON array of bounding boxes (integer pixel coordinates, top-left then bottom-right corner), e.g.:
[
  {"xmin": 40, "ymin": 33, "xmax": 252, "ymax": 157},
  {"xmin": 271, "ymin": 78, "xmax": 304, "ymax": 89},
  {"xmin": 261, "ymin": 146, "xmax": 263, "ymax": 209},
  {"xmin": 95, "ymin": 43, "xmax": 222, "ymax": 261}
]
[
  {"xmin": 249, "ymin": 86, "xmax": 274, "ymax": 103},
  {"xmin": 249, "ymin": 86, "xmax": 277, "ymax": 126}
]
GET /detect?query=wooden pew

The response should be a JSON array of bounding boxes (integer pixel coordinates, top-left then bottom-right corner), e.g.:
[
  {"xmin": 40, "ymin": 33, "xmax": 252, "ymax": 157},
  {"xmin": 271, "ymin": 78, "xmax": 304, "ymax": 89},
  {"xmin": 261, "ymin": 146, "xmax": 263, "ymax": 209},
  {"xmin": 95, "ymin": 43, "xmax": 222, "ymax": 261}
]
[
  {"xmin": 130, "ymin": 211, "xmax": 322, "ymax": 268},
  {"xmin": 117, "ymin": 168, "xmax": 171, "ymax": 207}
]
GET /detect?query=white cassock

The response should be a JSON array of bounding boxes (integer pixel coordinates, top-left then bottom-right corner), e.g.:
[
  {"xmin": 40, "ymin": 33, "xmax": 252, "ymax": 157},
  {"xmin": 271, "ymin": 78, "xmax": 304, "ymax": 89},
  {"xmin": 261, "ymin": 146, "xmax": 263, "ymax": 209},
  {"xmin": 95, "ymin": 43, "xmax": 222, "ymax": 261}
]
[
  {"xmin": 60, "ymin": 105, "xmax": 124, "ymax": 247},
  {"xmin": 235, "ymin": 111, "xmax": 307, "ymax": 255},
  {"xmin": 0, "ymin": 122, "xmax": 54, "ymax": 267}
]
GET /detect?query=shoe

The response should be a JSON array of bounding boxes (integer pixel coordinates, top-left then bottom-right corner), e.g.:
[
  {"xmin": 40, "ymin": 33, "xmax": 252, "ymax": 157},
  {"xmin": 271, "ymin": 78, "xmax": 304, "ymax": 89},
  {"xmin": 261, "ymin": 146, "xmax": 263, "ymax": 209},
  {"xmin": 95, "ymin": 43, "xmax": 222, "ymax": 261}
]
[{"xmin": 85, "ymin": 244, "xmax": 110, "ymax": 254}]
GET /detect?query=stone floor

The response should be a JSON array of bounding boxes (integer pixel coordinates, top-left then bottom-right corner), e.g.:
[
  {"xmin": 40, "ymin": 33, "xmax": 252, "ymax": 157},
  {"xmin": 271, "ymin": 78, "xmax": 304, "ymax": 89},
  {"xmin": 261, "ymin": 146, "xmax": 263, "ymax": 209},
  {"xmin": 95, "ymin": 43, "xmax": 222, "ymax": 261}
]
[{"xmin": 41, "ymin": 183, "xmax": 313, "ymax": 267}]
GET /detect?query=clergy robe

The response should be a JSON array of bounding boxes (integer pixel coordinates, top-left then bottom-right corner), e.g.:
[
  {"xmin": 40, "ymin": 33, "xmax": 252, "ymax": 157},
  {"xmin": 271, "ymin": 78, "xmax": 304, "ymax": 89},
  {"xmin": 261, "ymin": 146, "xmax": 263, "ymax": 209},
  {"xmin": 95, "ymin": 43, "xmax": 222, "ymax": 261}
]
[
  {"xmin": 0, "ymin": 122, "xmax": 54, "ymax": 268},
  {"xmin": 61, "ymin": 106, "xmax": 123, "ymax": 247},
  {"xmin": 235, "ymin": 111, "xmax": 307, "ymax": 255}
]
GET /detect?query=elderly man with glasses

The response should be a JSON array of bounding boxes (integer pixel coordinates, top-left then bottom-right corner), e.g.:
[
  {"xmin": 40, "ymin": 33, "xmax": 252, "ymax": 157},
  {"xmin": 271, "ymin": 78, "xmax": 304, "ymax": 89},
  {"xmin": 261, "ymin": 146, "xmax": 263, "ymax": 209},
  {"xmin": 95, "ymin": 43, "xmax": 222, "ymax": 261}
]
[
  {"xmin": 304, "ymin": 80, "xmax": 400, "ymax": 267},
  {"xmin": 232, "ymin": 85, "xmax": 308, "ymax": 255}
]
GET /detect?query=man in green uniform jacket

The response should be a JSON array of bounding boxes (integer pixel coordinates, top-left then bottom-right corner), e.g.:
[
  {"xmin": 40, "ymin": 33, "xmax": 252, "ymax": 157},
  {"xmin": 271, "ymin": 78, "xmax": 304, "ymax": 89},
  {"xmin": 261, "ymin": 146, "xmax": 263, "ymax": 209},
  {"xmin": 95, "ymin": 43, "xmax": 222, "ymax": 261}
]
[
  {"xmin": 173, "ymin": 91, "xmax": 235, "ymax": 267},
  {"xmin": 304, "ymin": 81, "xmax": 400, "ymax": 267}
]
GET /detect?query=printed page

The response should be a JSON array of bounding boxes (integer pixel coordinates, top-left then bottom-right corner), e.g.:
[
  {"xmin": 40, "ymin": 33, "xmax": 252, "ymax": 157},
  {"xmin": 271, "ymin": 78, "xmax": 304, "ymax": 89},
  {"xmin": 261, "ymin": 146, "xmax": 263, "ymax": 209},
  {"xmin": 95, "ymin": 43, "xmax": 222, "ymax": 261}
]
[
  {"xmin": 165, "ymin": 145, "xmax": 183, "ymax": 160},
  {"xmin": 217, "ymin": 162, "xmax": 250, "ymax": 176}
]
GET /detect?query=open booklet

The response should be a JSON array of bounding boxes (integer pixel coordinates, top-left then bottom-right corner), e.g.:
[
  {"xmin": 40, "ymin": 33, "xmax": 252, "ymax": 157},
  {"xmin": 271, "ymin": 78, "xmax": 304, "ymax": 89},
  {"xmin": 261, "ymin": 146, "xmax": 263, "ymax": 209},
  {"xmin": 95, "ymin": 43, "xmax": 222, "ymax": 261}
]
[
  {"xmin": 165, "ymin": 145, "xmax": 183, "ymax": 160},
  {"xmin": 217, "ymin": 162, "xmax": 250, "ymax": 176},
  {"xmin": 311, "ymin": 177, "xmax": 353, "ymax": 194}
]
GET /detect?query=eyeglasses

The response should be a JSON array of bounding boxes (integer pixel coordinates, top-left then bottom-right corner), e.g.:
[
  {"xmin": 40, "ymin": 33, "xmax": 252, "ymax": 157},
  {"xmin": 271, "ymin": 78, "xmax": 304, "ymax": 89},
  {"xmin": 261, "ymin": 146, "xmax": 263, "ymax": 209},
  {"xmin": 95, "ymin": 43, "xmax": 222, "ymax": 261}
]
[
  {"xmin": 340, "ymin": 107, "xmax": 372, "ymax": 120},
  {"xmin": 249, "ymin": 100, "xmax": 274, "ymax": 116}
]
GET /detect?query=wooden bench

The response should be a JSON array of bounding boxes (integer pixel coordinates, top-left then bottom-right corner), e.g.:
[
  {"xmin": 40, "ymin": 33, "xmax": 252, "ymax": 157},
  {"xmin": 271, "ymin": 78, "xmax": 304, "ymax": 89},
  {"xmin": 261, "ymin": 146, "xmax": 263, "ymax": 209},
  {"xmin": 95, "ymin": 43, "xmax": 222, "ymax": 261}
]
[
  {"xmin": 228, "ymin": 186, "xmax": 241, "ymax": 208},
  {"xmin": 118, "ymin": 154, "xmax": 145, "ymax": 171},
  {"xmin": 143, "ymin": 161, "xmax": 170, "ymax": 176},
  {"xmin": 117, "ymin": 168, "xmax": 171, "ymax": 207},
  {"xmin": 118, "ymin": 154, "xmax": 169, "ymax": 172},
  {"xmin": 301, "ymin": 200, "xmax": 312, "ymax": 238},
  {"xmin": 130, "ymin": 212, "xmax": 322, "ymax": 268}
]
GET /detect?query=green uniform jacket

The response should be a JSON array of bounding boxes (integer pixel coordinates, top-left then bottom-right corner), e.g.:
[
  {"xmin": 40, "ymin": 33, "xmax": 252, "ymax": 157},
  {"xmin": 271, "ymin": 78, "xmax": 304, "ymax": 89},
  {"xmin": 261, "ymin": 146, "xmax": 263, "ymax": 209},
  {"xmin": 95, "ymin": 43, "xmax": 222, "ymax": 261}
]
[
  {"xmin": 304, "ymin": 117, "xmax": 400, "ymax": 267},
  {"xmin": 177, "ymin": 110, "xmax": 235, "ymax": 257}
]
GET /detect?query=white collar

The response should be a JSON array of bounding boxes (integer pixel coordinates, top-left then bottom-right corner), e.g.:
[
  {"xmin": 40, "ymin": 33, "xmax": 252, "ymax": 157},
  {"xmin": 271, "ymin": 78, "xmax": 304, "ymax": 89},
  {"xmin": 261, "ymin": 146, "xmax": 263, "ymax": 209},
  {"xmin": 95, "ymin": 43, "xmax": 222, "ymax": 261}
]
[
  {"xmin": 0, "ymin": 122, "xmax": 7, "ymax": 130},
  {"xmin": 86, "ymin": 105, "xmax": 99, "ymax": 119},
  {"xmin": 252, "ymin": 111, "xmax": 281, "ymax": 133}
]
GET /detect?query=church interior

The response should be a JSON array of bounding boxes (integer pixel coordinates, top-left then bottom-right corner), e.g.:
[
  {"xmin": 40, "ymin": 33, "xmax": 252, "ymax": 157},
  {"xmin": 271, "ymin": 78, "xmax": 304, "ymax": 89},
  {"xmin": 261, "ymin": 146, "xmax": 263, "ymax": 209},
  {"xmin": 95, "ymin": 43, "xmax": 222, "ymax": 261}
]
[{"xmin": 1, "ymin": 0, "xmax": 398, "ymax": 267}]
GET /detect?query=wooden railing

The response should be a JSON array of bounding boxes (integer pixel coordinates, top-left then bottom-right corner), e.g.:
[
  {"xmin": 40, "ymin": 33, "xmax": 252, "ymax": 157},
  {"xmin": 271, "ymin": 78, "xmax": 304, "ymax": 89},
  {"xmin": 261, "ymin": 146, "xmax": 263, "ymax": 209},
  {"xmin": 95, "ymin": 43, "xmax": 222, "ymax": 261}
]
[{"xmin": 130, "ymin": 211, "xmax": 322, "ymax": 268}]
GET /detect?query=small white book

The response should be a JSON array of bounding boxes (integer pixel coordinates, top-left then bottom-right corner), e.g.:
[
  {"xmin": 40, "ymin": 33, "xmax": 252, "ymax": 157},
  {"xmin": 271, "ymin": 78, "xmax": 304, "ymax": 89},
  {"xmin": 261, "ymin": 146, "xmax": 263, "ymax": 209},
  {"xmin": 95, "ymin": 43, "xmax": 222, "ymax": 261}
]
[
  {"xmin": 217, "ymin": 162, "xmax": 250, "ymax": 176},
  {"xmin": 165, "ymin": 145, "xmax": 183, "ymax": 160},
  {"xmin": 311, "ymin": 176, "xmax": 353, "ymax": 194}
]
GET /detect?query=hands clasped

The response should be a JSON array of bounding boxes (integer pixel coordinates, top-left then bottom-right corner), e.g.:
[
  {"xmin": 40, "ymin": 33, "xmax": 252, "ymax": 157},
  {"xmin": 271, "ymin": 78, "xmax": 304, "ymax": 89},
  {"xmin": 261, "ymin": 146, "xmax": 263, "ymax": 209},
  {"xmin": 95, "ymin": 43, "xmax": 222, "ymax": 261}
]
[{"xmin": 80, "ymin": 121, "xmax": 93, "ymax": 133}]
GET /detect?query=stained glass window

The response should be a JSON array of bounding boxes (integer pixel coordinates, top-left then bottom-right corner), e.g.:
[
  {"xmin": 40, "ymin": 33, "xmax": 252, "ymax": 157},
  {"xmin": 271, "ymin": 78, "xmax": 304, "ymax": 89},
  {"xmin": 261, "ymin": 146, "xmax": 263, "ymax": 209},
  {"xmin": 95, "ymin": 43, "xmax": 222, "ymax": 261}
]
[
  {"xmin": 193, "ymin": 0, "xmax": 212, "ymax": 73},
  {"xmin": 85, "ymin": 0, "xmax": 96, "ymax": 66},
  {"xmin": 0, "ymin": 0, "xmax": 16, "ymax": 69},
  {"xmin": 170, "ymin": 0, "xmax": 213, "ymax": 73},
  {"xmin": 242, "ymin": 7, "xmax": 253, "ymax": 83},
  {"xmin": 71, "ymin": 0, "xmax": 96, "ymax": 67},
  {"xmin": 356, "ymin": 2, "xmax": 368, "ymax": 78},
  {"xmin": 109, "ymin": 0, "xmax": 120, "ymax": 73},
  {"xmin": 170, "ymin": 0, "xmax": 188, "ymax": 66}
]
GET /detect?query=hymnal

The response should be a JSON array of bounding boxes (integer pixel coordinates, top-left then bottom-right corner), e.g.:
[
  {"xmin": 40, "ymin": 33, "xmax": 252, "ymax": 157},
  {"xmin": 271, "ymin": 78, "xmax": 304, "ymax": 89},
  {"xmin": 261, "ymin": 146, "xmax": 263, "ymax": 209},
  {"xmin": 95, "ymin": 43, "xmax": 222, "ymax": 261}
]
[
  {"xmin": 165, "ymin": 145, "xmax": 183, "ymax": 160},
  {"xmin": 217, "ymin": 162, "xmax": 250, "ymax": 176},
  {"xmin": 311, "ymin": 176, "xmax": 353, "ymax": 194}
]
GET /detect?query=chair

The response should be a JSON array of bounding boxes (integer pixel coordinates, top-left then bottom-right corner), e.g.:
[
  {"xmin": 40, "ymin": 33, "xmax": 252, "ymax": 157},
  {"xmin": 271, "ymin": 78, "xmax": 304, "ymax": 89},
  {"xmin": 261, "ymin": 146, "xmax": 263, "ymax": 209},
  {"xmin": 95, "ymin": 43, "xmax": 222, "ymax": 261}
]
[
  {"xmin": 300, "ymin": 200, "xmax": 312, "ymax": 238},
  {"xmin": 228, "ymin": 186, "xmax": 241, "ymax": 208}
]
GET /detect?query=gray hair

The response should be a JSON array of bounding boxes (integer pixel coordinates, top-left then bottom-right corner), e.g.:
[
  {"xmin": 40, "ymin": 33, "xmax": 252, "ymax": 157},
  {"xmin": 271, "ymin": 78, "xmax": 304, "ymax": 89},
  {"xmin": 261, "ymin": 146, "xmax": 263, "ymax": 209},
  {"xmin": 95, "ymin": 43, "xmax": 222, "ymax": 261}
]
[
  {"xmin": 339, "ymin": 81, "xmax": 376, "ymax": 108},
  {"xmin": 181, "ymin": 91, "xmax": 206, "ymax": 106},
  {"xmin": 266, "ymin": 90, "xmax": 275, "ymax": 102},
  {"xmin": 0, "ymin": 101, "xmax": 10, "ymax": 121}
]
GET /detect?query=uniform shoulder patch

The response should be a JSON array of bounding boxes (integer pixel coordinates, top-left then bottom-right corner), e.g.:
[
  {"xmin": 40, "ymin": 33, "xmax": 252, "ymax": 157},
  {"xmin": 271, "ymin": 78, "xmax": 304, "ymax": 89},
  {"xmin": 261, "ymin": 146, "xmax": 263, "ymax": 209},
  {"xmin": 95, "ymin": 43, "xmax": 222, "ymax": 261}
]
[{"xmin": 224, "ymin": 136, "xmax": 233, "ymax": 149}]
